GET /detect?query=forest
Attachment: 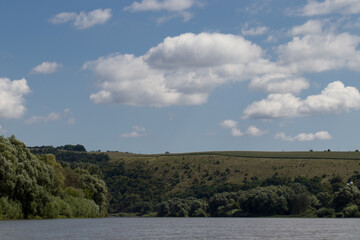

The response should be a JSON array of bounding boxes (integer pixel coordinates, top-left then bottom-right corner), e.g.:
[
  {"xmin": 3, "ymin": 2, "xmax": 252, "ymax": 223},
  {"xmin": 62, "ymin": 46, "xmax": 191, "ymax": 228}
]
[{"xmin": 2, "ymin": 135, "xmax": 360, "ymax": 219}]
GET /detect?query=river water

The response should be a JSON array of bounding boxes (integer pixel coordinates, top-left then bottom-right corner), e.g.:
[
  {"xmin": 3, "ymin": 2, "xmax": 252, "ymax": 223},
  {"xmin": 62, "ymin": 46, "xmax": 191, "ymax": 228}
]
[{"xmin": 0, "ymin": 217, "xmax": 359, "ymax": 239}]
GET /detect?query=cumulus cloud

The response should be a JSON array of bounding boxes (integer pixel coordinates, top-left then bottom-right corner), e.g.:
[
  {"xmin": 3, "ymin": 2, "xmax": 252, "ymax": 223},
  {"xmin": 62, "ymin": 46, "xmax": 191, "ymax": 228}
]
[
  {"xmin": 84, "ymin": 32, "xmax": 273, "ymax": 107},
  {"xmin": 290, "ymin": 20, "xmax": 323, "ymax": 36},
  {"xmin": 144, "ymin": 32, "xmax": 264, "ymax": 70},
  {"xmin": 245, "ymin": 125, "xmax": 267, "ymax": 136},
  {"xmin": 220, "ymin": 120, "xmax": 266, "ymax": 137},
  {"xmin": 220, "ymin": 120, "xmax": 243, "ymax": 136},
  {"xmin": 243, "ymin": 81, "xmax": 360, "ymax": 119},
  {"xmin": 275, "ymin": 131, "xmax": 332, "ymax": 142},
  {"xmin": 121, "ymin": 125, "xmax": 146, "ymax": 138},
  {"xmin": 0, "ymin": 78, "xmax": 30, "ymax": 119},
  {"xmin": 278, "ymin": 20, "xmax": 360, "ymax": 73},
  {"xmin": 84, "ymin": 54, "xmax": 208, "ymax": 106},
  {"xmin": 84, "ymin": 23, "xmax": 360, "ymax": 116},
  {"xmin": 50, "ymin": 8, "xmax": 112, "ymax": 29},
  {"xmin": 249, "ymin": 73, "xmax": 309, "ymax": 94},
  {"xmin": 231, "ymin": 128, "xmax": 243, "ymax": 137},
  {"xmin": 220, "ymin": 119, "xmax": 238, "ymax": 128},
  {"xmin": 241, "ymin": 26, "xmax": 268, "ymax": 36},
  {"xmin": 301, "ymin": 0, "xmax": 360, "ymax": 16},
  {"xmin": 31, "ymin": 62, "xmax": 61, "ymax": 74},
  {"xmin": 24, "ymin": 112, "xmax": 61, "ymax": 125}
]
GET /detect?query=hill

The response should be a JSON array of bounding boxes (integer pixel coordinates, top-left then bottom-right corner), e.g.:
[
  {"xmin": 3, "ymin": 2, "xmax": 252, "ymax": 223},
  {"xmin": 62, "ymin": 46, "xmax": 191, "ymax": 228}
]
[
  {"xmin": 28, "ymin": 147, "xmax": 360, "ymax": 218},
  {"xmin": 107, "ymin": 150, "xmax": 360, "ymax": 188}
]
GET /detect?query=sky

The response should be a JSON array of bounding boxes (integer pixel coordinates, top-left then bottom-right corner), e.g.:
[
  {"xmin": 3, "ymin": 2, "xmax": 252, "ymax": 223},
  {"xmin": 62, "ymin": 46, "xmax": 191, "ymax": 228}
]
[{"xmin": 2, "ymin": 0, "xmax": 360, "ymax": 153}]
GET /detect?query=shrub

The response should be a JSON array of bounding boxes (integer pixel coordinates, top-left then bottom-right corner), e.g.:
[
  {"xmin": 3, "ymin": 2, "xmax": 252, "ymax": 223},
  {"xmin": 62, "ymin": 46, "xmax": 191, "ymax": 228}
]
[
  {"xmin": 343, "ymin": 204, "xmax": 360, "ymax": 217},
  {"xmin": 0, "ymin": 197, "xmax": 23, "ymax": 220},
  {"xmin": 316, "ymin": 208, "xmax": 334, "ymax": 217}
]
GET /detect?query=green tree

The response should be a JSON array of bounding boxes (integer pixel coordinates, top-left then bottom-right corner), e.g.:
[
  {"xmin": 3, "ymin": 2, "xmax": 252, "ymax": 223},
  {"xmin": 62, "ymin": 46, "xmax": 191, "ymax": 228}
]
[{"xmin": 332, "ymin": 184, "xmax": 360, "ymax": 211}]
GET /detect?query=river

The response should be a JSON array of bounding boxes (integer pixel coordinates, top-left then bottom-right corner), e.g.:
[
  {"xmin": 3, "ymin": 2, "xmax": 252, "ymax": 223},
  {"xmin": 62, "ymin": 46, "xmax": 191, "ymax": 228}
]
[{"xmin": 1, "ymin": 217, "xmax": 359, "ymax": 239}]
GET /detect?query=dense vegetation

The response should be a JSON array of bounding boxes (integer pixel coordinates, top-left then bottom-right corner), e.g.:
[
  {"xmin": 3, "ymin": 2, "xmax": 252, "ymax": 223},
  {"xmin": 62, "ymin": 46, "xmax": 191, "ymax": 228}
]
[
  {"xmin": 0, "ymin": 136, "xmax": 108, "ymax": 220},
  {"xmin": 4, "ymin": 137, "xmax": 360, "ymax": 218}
]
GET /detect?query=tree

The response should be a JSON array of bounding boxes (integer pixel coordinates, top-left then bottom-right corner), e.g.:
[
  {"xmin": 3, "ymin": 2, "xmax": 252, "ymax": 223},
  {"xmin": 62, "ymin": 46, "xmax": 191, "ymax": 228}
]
[{"xmin": 332, "ymin": 184, "xmax": 360, "ymax": 211}]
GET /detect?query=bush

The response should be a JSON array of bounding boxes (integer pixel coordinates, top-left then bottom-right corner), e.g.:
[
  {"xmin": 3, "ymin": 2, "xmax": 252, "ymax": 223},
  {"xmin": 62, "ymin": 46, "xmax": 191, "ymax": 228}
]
[
  {"xmin": 332, "ymin": 185, "xmax": 360, "ymax": 211},
  {"xmin": 343, "ymin": 204, "xmax": 360, "ymax": 217},
  {"xmin": 316, "ymin": 208, "xmax": 334, "ymax": 217},
  {"xmin": 0, "ymin": 197, "xmax": 23, "ymax": 219}
]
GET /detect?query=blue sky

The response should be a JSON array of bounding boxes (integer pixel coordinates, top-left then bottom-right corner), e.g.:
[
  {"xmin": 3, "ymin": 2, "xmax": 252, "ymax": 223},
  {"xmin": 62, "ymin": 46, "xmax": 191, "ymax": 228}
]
[{"xmin": 2, "ymin": 0, "xmax": 360, "ymax": 153}]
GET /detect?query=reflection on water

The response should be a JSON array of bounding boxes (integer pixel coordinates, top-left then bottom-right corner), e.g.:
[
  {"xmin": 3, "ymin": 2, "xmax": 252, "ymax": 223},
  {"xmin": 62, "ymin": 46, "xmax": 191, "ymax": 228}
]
[{"xmin": 0, "ymin": 217, "xmax": 359, "ymax": 240}]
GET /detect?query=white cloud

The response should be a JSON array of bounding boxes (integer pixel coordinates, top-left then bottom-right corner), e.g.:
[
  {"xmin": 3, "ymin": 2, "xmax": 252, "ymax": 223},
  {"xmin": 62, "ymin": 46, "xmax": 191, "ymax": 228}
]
[
  {"xmin": 24, "ymin": 109, "xmax": 75, "ymax": 125},
  {"xmin": 241, "ymin": 26, "xmax": 268, "ymax": 36},
  {"xmin": 84, "ymin": 54, "xmax": 208, "ymax": 107},
  {"xmin": 125, "ymin": 0, "xmax": 198, "ymax": 12},
  {"xmin": 24, "ymin": 112, "xmax": 61, "ymax": 125},
  {"xmin": 220, "ymin": 119, "xmax": 242, "ymax": 136},
  {"xmin": 220, "ymin": 120, "xmax": 266, "ymax": 137},
  {"xmin": 67, "ymin": 117, "xmax": 76, "ymax": 126},
  {"xmin": 133, "ymin": 125, "xmax": 146, "ymax": 132},
  {"xmin": 0, "ymin": 78, "xmax": 30, "ymax": 119},
  {"xmin": 301, "ymin": 0, "xmax": 360, "ymax": 16},
  {"xmin": 50, "ymin": 8, "xmax": 112, "ymax": 29},
  {"xmin": 290, "ymin": 20, "xmax": 323, "ymax": 36},
  {"xmin": 249, "ymin": 73, "xmax": 309, "ymax": 94},
  {"xmin": 231, "ymin": 128, "xmax": 243, "ymax": 136},
  {"xmin": 84, "ymin": 25, "xmax": 360, "ymax": 112},
  {"xmin": 245, "ymin": 125, "xmax": 267, "ymax": 136},
  {"xmin": 238, "ymin": 0, "xmax": 271, "ymax": 15},
  {"xmin": 265, "ymin": 35, "xmax": 277, "ymax": 43},
  {"xmin": 84, "ymin": 32, "xmax": 273, "ymax": 107},
  {"xmin": 275, "ymin": 131, "xmax": 332, "ymax": 142},
  {"xmin": 243, "ymin": 93, "xmax": 302, "ymax": 119},
  {"xmin": 156, "ymin": 11, "xmax": 194, "ymax": 23},
  {"xmin": 125, "ymin": 0, "xmax": 200, "ymax": 22},
  {"xmin": 243, "ymin": 81, "xmax": 360, "ymax": 119},
  {"xmin": 278, "ymin": 20, "xmax": 360, "ymax": 73},
  {"xmin": 144, "ymin": 32, "xmax": 264, "ymax": 70},
  {"xmin": 220, "ymin": 119, "xmax": 238, "ymax": 129},
  {"xmin": 31, "ymin": 62, "xmax": 61, "ymax": 74},
  {"xmin": 121, "ymin": 125, "xmax": 146, "ymax": 138}
]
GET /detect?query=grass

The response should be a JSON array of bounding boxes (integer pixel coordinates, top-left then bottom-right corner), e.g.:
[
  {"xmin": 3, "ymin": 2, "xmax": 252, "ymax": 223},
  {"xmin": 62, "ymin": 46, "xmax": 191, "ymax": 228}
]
[{"xmin": 106, "ymin": 151, "xmax": 360, "ymax": 192}]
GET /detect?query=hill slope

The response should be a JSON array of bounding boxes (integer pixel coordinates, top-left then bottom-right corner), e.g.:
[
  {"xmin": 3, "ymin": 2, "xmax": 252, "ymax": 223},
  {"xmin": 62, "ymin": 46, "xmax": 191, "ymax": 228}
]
[
  {"xmin": 107, "ymin": 150, "xmax": 360, "ymax": 187},
  {"xmin": 29, "ymin": 147, "xmax": 360, "ymax": 217}
]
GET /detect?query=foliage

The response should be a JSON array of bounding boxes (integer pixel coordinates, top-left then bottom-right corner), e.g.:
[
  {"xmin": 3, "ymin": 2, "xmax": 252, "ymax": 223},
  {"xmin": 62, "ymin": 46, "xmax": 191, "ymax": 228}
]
[
  {"xmin": 0, "ymin": 136, "xmax": 108, "ymax": 219},
  {"xmin": 316, "ymin": 208, "xmax": 334, "ymax": 218},
  {"xmin": 332, "ymin": 184, "xmax": 360, "ymax": 211},
  {"xmin": 156, "ymin": 198, "xmax": 208, "ymax": 217},
  {"xmin": 0, "ymin": 197, "xmax": 23, "ymax": 219}
]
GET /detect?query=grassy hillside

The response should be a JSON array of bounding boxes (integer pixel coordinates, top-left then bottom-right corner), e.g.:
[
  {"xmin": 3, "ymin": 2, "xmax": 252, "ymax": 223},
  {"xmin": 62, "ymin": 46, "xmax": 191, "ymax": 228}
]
[
  {"xmin": 107, "ymin": 151, "xmax": 360, "ymax": 190},
  {"xmin": 29, "ymin": 147, "xmax": 360, "ymax": 217}
]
